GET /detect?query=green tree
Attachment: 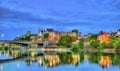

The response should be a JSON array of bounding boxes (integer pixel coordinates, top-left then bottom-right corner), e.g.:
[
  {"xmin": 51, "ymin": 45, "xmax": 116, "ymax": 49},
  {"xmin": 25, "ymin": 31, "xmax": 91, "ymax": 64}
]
[
  {"xmin": 109, "ymin": 40, "xmax": 118, "ymax": 48},
  {"xmin": 43, "ymin": 33, "xmax": 49, "ymax": 47},
  {"xmin": 24, "ymin": 36, "xmax": 31, "ymax": 41},
  {"xmin": 58, "ymin": 35, "xmax": 72, "ymax": 47},
  {"xmin": 16, "ymin": 36, "xmax": 31, "ymax": 41},
  {"xmin": 88, "ymin": 34, "xmax": 98, "ymax": 41},
  {"xmin": 90, "ymin": 40, "xmax": 99, "ymax": 48},
  {"xmin": 79, "ymin": 38, "xmax": 84, "ymax": 48},
  {"xmin": 43, "ymin": 33, "xmax": 49, "ymax": 39},
  {"xmin": 72, "ymin": 29, "xmax": 78, "ymax": 33},
  {"xmin": 98, "ymin": 42, "xmax": 106, "ymax": 49},
  {"xmin": 71, "ymin": 44, "xmax": 78, "ymax": 48}
]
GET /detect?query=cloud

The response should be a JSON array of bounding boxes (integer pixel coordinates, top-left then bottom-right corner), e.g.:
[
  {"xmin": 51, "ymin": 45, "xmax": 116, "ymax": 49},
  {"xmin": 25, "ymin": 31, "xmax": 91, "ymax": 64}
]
[{"xmin": 0, "ymin": 6, "xmax": 59, "ymax": 24}]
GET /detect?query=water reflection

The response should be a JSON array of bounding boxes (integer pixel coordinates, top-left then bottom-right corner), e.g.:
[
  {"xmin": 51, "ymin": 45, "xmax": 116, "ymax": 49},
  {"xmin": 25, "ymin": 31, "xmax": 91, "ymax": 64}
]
[
  {"xmin": 0, "ymin": 50, "xmax": 22, "ymax": 60},
  {"xmin": 99, "ymin": 56, "xmax": 111, "ymax": 68},
  {"xmin": 0, "ymin": 51, "xmax": 2, "ymax": 56},
  {"xmin": 0, "ymin": 65, "xmax": 3, "ymax": 70},
  {"xmin": 0, "ymin": 51, "xmax": 120, "ymax": 71}
]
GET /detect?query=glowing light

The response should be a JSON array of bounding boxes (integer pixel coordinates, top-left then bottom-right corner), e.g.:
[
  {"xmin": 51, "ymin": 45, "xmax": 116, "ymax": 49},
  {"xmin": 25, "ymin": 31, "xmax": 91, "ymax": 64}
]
[
  {"xmin": 0, "ymin": 65, "xmax": 3, "ymax": 70},
  {"xmin": 17, "ymin": 63, "xmax": 20, "ymax": 68},
  {"xmin": 1, "ymin": 34, "xmax": 4, "ymax": 37}
]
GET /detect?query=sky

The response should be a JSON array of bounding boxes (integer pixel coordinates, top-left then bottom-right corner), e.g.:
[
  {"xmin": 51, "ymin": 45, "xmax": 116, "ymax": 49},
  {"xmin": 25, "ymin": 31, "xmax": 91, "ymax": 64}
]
[{"xmin": 0, "ymin": 0, "xmax": 120, "ymax": 40}]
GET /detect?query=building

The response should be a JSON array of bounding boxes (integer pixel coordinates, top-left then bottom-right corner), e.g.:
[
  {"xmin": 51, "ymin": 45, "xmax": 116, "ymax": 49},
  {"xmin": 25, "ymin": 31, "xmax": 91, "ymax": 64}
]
[
  {"xmin": 25, "ymin": 31, "xmax": 31, "ymax": 36},
  {"xmin": 46, "ymin": 28, "xmax": 54, "ymax": 32},
  {"xmin": 30, "ymin": 34, "xmax": 38, "ymax": 42},
  {"xmin": 47, "ymin": 31, "xmax": 78, "ymax": 43},
  {"xmin": 84, "ymin": 33, "xmax": 93, "ymax": 39},
  {"xmin": 97, "ymin": 32, "xmax": 110, "ymax": 43},
  {"xmin": 38, "ymin": 28, "xmax": 44, "ymax": 37},
  {"xmin": 117, "ymin": 29, "xmax": 120, "ymax": 37},
  {"xmin": 14, "ymin": 28, "xmax": 82, "ymax": 43}
]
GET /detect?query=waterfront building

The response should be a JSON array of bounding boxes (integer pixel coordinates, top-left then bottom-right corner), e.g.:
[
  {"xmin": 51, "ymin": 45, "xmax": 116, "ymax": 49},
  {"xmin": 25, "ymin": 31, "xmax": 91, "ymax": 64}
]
[
  {"xmin": 97, "ymin": 32, "xmax": 110, "ymax": 43},
  {"xmin": 14, "ymin": 28, "xmax": 82, "ymax": 43},
  {"xmin": 47, "ymin": 31, "xmax": 78, "ymax": 43}
]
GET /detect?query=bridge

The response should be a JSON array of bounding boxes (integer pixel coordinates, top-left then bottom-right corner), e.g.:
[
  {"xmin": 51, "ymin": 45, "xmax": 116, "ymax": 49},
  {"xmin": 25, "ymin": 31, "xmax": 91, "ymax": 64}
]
[
  {"xmin": 0, "ymin": 40, "xmax": 44, "ymax": 44},
  {"xmin": 0, "ymin": 40, "xmax": 48, "ymax": 48}
]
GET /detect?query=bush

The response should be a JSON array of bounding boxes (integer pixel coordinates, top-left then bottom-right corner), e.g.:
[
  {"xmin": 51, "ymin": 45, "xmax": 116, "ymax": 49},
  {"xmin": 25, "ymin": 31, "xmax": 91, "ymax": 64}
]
[
  {"xmin": 109, "ymin": 41, "xmax": 118, "ymax": 49},
  {"xmin": 98, "ymin": 42, "xmax": 106, "ymax": 49},
  {"xmin": 71, "ymin": 44, "xmax": 78, "ymax": 48},
  {"xmin": 90, "ymin": 40, "xmax": 99, "ymax": 48}
]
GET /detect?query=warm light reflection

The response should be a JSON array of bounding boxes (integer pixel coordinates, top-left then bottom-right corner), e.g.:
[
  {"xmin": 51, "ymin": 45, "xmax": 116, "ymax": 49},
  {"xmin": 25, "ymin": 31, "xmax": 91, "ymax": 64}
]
[
  {"xmin": 13, "ymin": 50, "xmax": 19, "ymax": 58},
  {"xmin": 38, "ymin": 56, "xmax": 43, "ymax": 65},
  {"xmin": 99, "ymin": 56, "xmax": 111, "ymax": 68},
  {"xmin": 45, "ymin": 55, "xmax": 60, "ymax": 67},
  {"xmin": 29, "ymin": 51, "xmax": 37, "ymax": 57},
  {"xmin": 0, "ymin": 51, "xmax": 2, "ymax": 56},
  {"xmin": 71, "ymin": 54, "xmax": 80, "ymax": 66}
]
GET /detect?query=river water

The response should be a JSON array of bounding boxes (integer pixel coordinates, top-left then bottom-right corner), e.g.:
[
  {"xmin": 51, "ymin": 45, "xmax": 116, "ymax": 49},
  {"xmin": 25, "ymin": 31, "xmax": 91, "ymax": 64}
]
[{"xmin": 0, "ymin": 50, "xmax": 120, "ymax": 71}]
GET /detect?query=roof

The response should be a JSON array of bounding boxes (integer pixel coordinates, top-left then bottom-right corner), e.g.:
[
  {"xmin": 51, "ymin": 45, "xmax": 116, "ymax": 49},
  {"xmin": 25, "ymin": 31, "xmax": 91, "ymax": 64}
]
[
  {"xmin": 30, "ymin": 34, "xmax": 38, "ymax": 36},
  {"xmin": 46, "ymin": 28, "xmax": 54, "ymax": 32}
]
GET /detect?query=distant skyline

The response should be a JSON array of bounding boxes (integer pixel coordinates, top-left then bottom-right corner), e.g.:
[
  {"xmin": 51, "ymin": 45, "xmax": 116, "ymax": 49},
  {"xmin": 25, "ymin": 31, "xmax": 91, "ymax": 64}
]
[{"xmin": 0, "ymin": 0, "xmax": 120, "ymax": 40}]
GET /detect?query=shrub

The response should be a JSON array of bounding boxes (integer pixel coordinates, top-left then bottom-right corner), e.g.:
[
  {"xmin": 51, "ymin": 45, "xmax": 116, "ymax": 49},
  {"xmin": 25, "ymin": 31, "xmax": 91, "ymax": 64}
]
[{"xmin": 98, "ymin": 42, "xmax": 106, "ymax": 49}]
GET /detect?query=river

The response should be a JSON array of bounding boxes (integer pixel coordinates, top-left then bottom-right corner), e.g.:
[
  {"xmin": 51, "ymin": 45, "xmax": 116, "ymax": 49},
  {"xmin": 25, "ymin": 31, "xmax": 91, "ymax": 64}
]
[{"xmin": 0, "ymin": 50, "xmax": 120, "ymax": 71}]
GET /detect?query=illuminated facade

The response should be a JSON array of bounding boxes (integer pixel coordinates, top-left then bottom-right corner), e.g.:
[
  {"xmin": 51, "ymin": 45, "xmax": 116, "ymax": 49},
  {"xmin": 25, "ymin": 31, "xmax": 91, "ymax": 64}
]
[
  {"xmin": 48, "ymin": 31, "xmax": 78, "ymax": 43},
  {"xmin": 97, "ymin": 32, "xmax": 110, "ymax": 43}
]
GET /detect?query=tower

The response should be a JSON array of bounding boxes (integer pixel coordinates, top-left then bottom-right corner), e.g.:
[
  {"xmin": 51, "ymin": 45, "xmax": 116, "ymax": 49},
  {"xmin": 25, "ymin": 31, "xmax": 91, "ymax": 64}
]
[{"xmin": 38, "ymin": 28, "xmax": 43, "ymax": 37}]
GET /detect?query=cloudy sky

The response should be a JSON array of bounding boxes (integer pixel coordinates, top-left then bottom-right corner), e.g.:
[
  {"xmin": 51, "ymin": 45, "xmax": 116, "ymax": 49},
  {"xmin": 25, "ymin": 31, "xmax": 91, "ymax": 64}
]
[{"xmin": 0, "ymin": 0, "xmax": 120, "ymax": 40}]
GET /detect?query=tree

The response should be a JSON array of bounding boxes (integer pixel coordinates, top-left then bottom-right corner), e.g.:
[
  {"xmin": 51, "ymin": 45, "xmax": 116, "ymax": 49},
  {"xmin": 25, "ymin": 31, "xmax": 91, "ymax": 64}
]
[
  {"xmin": 43, "ymin": 33, "xmax": 49, "ymax": 47},
  {"xmin": 90, "ymin": 40, "xmax": 99, "ymax": 48},
  {"xmin": 109, "ymin": 40, "xmax": 118, "ymax": 48},
  {"xmin": 79, "ymin": 38, "xmax": 84, "ymax": 48},
  {"xmin": 58, "ymin": 35, "xmax": 72, "ymax": 47},
  {"xmin": 72, "ymin": 29, "xmax": 78, "ymax": 33},
  {"xmin": 98, "ymin": 42, "xmax": 106, "ymax": 49},
  {"xmin": 43, "ymin": 33, "xmax": 49, "ymax": 39},
  {"xmin": 88, "ymin": 34, "xmax": 98, "ymax": 41}
]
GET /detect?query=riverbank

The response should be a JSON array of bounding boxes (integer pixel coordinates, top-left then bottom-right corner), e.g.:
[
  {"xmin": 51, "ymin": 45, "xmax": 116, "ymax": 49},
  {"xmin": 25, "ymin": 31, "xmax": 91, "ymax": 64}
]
[
  {"xmin": 0, "ymin": 45, "xmax": 120, "ymax": 54},
  {"xmin": 83, "ymin": 48, "xmax": 116, "ymax": 53},
  {"xmin": 40, "ymin": 47, "xmax": 71, "ymax": 52},
  {"xmin": 40, "ymin": 46, "xmax": 120, "ymax": 54}
]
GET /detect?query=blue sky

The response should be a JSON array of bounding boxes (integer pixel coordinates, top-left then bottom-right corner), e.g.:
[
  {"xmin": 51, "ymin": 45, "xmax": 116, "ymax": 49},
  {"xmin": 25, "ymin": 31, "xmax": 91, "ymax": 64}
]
[{"xmin": 0, "ymin": 0, "xmax": 120, "ymax": 40}]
